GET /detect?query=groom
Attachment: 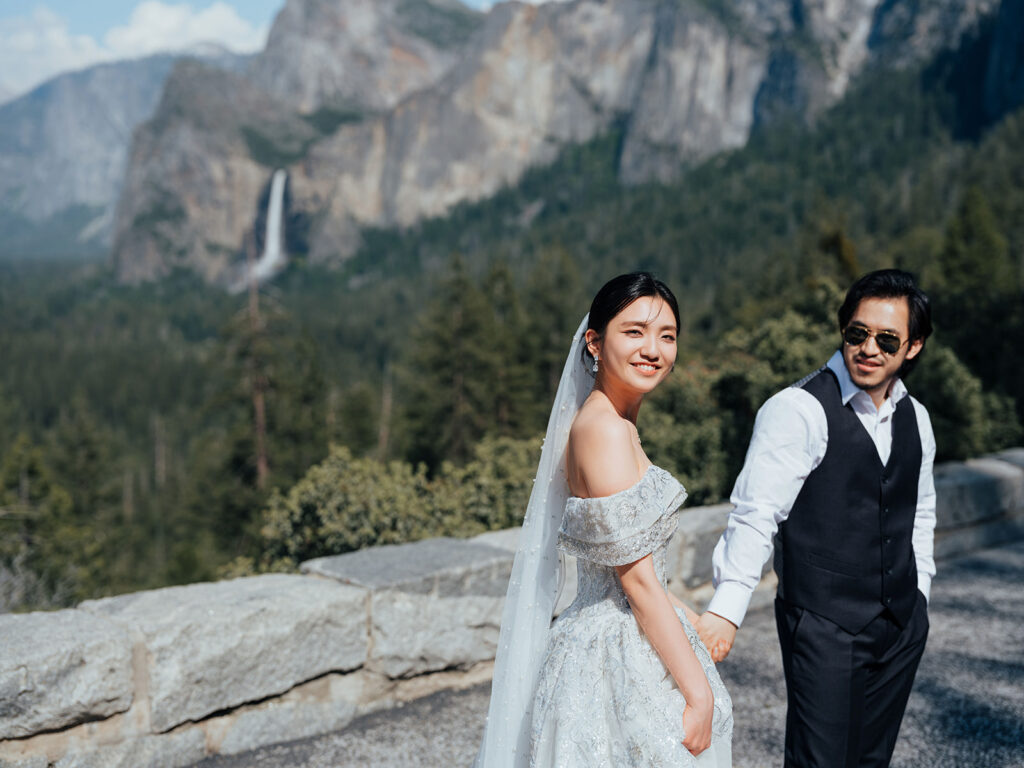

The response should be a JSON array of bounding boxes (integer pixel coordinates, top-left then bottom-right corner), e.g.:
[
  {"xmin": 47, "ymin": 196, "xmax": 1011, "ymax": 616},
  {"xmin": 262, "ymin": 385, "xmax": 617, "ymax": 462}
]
[{"xmin": 697, "ymin": 269, "xmax": 936, "ymax": 767}]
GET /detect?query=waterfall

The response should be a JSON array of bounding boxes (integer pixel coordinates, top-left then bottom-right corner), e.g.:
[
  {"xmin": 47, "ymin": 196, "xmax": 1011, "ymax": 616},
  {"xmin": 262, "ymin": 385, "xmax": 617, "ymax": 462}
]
[{"xmin": 248, "ymin": 168, "xmax": 287, "ymax": 285}]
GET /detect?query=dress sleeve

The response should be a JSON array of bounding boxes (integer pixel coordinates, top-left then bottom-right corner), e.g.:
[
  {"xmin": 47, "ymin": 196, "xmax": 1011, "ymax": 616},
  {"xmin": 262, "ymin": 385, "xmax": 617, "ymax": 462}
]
[{"xmin": 557, "ymin": 468, "xmax": 687, "ymax": 567}]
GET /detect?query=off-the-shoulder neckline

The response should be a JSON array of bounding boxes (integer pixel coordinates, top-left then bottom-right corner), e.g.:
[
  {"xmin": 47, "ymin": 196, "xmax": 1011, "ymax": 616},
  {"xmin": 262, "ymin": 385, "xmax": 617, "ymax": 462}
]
[{"xmin": 568, "ymin": 464, "xmax": 672, "ymax": 502}]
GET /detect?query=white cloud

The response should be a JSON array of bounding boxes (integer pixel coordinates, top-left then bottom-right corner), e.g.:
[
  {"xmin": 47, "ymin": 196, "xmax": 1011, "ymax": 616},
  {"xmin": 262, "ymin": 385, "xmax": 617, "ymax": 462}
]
[
  {"xmin": 0, "ymin": 7, "xmax": 107, "ymax": 99},
  {"xmin": 104, "ymin": 1, "xmax": 267, "ymax": 60},
  {"xmin": 0, "ymin": 2, "xmax": 268, "ymax": 103}
]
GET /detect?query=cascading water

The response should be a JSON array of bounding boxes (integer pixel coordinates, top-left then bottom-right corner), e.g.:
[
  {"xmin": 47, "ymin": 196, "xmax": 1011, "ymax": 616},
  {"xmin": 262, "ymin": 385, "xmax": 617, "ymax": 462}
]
[{"xmin": 250, "ymin": 168, "xmax": 288, "ymax": 283}]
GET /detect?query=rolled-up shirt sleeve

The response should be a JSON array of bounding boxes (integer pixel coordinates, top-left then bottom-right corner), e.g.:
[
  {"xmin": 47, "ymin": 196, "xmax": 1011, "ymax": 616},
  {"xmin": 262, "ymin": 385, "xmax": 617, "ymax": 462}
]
[
  {"xmin": 706, "ymin": 388, "xmax": 827, "ymax": 627},
  {"xmin": 911, "ymin": 398, "xmax": 937, "ymax": 602}
]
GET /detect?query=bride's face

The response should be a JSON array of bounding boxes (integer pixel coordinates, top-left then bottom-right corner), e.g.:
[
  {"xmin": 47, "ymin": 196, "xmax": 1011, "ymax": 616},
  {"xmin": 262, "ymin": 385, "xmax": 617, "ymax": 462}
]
[{"xmin": 588, "ymin": 295, "xmax": 677, "ymax": 395}]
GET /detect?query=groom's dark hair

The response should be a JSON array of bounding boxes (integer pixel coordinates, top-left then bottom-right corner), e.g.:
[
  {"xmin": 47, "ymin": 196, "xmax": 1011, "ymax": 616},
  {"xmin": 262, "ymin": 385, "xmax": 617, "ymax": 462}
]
[{"xmin": 838, "ymin": 269, "xmax": 932, "ymax": 376}]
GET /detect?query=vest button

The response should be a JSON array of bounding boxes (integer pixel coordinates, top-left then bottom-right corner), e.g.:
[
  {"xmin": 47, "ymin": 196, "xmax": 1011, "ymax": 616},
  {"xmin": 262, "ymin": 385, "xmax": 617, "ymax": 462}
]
[
  {"xmin": 884, "ymin": 507, "xmax": 890, "ymax": 515},
  {"xmin": 884, "ymin": 537, "xmax": 893, "ymax": 545},
  {"xmin": 886, "ymin": 568, "xmax": 893, "ymax": 575},
  {"xmin": 881, "ymin": 476, "xmax": 889, "ymax": 484},
  {"xmin": 885, "ymin": 596, "xmax": 892, "ymax": 604}
]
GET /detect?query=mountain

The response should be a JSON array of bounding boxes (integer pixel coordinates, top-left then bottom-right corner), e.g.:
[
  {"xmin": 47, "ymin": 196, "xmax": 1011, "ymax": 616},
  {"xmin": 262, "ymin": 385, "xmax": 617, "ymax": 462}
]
[
  {"xmin": 113, "ymin": 0, "xmax": 484, "ymax": 283},
  {"xmin": 110, "ymin": 0, "xmax": 1005, "ymax": 286},
  {"xmin": 248, "ymin": 0, "xmax": 483, "ymax": 112},
  {"xmin": 984, "ymin": 0, "xmax": 1024, "ymax": 122},
  {"xmin": 0, "ymin": 49, "xmax": 249, "ymax": 260}
]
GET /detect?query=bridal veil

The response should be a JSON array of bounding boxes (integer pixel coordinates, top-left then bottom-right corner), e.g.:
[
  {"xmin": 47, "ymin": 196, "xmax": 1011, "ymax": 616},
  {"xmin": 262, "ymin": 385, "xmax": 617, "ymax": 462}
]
[{"xmin": 473, "ymin": 315, "xmax": 593, "ymax": 768}]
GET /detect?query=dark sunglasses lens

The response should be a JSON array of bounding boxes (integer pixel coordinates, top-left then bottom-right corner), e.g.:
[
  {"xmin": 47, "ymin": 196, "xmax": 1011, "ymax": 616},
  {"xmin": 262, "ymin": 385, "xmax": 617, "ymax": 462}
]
[
  {"xmin": 876, "ymin": 333, "xmax": 902, "ymax": 354},
  {"xmin": 843, "ymin": 327, "xmax": 869, "ymax": 346}
]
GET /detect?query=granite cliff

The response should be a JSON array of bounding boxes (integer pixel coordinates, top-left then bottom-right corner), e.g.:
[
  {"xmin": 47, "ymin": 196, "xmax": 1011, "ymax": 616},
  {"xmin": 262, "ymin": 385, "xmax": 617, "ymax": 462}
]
[
  {"xmin": 111, "ymin": 0, "xmax": 1002, "ymax": 284},
  {"xmin": 0, "ymin": 49, "xmax": 247, "ymax": 259}
]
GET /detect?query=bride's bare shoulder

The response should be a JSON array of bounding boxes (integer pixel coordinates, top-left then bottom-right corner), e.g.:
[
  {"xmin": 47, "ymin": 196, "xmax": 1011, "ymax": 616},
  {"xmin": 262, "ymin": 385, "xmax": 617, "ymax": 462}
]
[{"xmin": 568, "ymin": 401, "xmax": 638, "ymax": 498}]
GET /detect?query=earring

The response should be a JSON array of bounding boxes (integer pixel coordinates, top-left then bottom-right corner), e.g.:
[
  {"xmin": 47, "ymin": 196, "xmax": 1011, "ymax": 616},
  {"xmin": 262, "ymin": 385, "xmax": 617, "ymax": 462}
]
[{"xmin": 592, "ymin": 356, "xmax": 599, "ymax": 373}]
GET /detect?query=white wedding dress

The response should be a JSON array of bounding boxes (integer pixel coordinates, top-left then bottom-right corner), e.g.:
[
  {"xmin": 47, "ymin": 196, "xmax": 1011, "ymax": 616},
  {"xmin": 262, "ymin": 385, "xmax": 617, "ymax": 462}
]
[
  {"xmin": 530, "ymin": 465, "xmax": 733, "ymax": 767},
  {"xmin": 472, "ymin": 316, "xmax": 732, "ymax": 768}
]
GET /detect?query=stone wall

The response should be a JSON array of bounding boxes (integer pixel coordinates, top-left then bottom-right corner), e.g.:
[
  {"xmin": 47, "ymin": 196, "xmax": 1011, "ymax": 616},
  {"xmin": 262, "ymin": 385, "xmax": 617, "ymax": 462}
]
[{"xmin": 2, "ymin": 448, "xmax": 1022, "ymax": 767}]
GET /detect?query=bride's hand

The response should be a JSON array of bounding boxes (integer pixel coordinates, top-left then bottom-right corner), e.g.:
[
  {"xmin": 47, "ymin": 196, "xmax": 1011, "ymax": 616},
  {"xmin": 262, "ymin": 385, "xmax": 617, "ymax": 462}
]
[{"xmin": 681, "ymin": 694, "xmax": 714, "ymax": 756}]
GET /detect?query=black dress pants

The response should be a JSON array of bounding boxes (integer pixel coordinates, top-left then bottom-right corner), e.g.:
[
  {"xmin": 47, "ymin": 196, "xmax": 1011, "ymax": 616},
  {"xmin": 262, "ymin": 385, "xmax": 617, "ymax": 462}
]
[{"xmin": 775, "ymin": 592, "xmax": 929, "ymax": 768}]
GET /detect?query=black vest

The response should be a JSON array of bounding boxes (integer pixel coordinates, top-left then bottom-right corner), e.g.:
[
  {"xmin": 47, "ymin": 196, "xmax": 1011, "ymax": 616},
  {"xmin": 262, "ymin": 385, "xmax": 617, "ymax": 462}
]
[{"xmin": 774, "ymin": 367, "xmax": 922, "ymax": 634}]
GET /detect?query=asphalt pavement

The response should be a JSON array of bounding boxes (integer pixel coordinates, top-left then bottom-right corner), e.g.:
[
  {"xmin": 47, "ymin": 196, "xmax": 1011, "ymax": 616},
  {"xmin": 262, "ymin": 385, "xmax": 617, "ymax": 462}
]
[{"xmin": 196, "ymin": 541, "xmax": 1024, "ymax": 768}]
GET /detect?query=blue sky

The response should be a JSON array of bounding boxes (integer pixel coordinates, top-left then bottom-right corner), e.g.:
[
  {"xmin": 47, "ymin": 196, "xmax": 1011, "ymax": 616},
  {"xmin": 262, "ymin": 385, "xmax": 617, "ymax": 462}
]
[{"xmin": 0, "ymin": 0, "xmax": 504, "ymax": 102}]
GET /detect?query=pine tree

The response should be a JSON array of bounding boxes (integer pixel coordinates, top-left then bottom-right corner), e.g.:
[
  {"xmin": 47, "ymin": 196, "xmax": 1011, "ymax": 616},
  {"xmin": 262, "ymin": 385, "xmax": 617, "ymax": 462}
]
[
  {"xmin": 0, "ymin": 434, "xmax": 75, "ymax": 608},
  {"xmin": 933, "ymin": 186, "xmax": 1020, "ymax": 405},
  {"xmin": 523, "ymin": 247, "xmax": 587, "ymax": 413},
  {"xmin": 481, "ymin": 260, "xmax": 537, "ymax": 438},
  {"xmin": 401, "ymin": 257, "xmax": 499, "ymax": 469}
]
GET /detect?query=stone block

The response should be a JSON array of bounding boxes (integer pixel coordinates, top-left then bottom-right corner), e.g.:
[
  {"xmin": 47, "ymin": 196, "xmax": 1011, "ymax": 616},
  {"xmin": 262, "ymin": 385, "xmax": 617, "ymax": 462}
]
[
  {"xmin": 54, "ymin": 728, "xmax": 206, "ymax": 768},
  {"xmin": 212, "ymin": 672, "xmax": 362, "ymax": 755},
  {"xmin": 936, "ymin": 459, "xmax": 1024, "ymax": 530},
  {"xmin": 0, "ymin": 610, "xmax": 133, "ymax": 739},
  {"xmin": 368, "ymin": 591, "xmax": 504, "ymax": 678},
  {"xmin": 0, "ymin": 756, "xmax": 49, "ymax": 768},
  {"xmin": 305, "ymin": 538, "xmax": 541, "ymax": 678},
  {"xmin": 471, "ymin": 529, "xmax": 576, "ymax": 613},
  {"xmin": 81, "ymin": 574, "xmax": 368, "ymax": 733},
  {"xmin": 470, "ymin": 527, "xmax": 520, "ymax": 553},
  {"xmin": 302, "ymin": 537, "xmax": 513, "ymax": 597},
  {"xmin": 988, "ymin": 447, "xmax": 1024, "ymax": 473},
  {"xmin": 666, "ymin": 503, "xmax": 732, "ymax": 589},
  {"xmin": 935, "ymin": 516, "xmax": 1024, "ymax": 561}
]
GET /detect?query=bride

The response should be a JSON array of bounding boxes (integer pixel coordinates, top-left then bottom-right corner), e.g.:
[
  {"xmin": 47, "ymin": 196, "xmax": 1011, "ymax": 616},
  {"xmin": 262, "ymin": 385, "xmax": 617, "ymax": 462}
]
[{"xmin": 474, "ymin": 273, "xmax": 732, "ymax": 767}]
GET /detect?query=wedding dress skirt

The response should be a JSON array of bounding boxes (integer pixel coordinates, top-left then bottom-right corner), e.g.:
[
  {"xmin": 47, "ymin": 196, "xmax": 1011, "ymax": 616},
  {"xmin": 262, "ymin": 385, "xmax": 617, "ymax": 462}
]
[{"xmin": 529, "ymin": 466, "xmax": 733, "ymax": 767}]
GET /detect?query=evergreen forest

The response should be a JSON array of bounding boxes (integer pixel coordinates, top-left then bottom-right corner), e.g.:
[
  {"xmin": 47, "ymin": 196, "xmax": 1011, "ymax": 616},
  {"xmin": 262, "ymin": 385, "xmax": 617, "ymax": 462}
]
[{"xmin": 2, "ymin": 30, "xmax": 1022, "ymax": 611}]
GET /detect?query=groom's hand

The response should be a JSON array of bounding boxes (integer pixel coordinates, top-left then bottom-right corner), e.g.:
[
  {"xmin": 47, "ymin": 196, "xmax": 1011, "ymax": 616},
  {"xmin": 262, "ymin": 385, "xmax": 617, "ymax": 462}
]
[{"xmin": 697, "ymin": 612, "xmax": 737, "ymax": 663}]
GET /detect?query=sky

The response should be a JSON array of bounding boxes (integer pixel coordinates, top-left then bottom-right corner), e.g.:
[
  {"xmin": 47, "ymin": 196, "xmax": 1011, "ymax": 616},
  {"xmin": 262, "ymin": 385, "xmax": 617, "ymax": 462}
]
[{"xmin": 0, "ymin": 0, "xmax": 518, "ymax": 104}]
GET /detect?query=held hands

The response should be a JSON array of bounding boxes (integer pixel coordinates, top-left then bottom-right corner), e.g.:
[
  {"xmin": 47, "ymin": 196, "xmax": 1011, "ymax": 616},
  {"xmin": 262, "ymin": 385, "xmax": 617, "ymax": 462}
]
[
  {"xmin": 696, "ymin": 612, "xmax": 738, "ymax": 663},
  {"xmin": 681, "ymin": 691, "xmax": 714, "ymax": 756}
]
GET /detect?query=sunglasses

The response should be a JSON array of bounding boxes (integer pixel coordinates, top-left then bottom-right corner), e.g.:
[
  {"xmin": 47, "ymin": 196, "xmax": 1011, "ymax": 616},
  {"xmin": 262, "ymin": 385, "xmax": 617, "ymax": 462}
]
[{"xmin": 842, "ymin": 325, "xmax": 906, "ymax": 355}]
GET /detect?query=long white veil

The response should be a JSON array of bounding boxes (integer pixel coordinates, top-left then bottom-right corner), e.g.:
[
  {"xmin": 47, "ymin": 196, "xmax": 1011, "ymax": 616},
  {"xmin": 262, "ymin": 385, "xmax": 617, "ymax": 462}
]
[{"xmin": 474, "ymin": 314, "xmax": 593, "ymax": 767}]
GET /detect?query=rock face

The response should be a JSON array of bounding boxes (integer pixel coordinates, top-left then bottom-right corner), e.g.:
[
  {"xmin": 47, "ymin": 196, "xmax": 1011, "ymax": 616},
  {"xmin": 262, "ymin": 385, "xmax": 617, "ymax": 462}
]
[
  {"xmin": 0, "ymin": 609, "xmax": 134, "ymax": 738},
  {"xmin": 868, "ymin": 0, "xmax": 1000, "ymax": 63},
  {"xmin": 111, "ymin": 0, "xmax": 1004, "ymax": 285},
  {"xmin": 249, "ymin": 0, "xmax": 483, "ymax": 112},
  {"xmin": 112, "ymin": 60, "xmax": 315, "ymax": 284},
  {"xmin": 0, "ymin": 50, "xmax": 247, "ymax": 259},
  {"xmin": 983, "ymin": 0, "xmax": 1024, "ymax": 122}
]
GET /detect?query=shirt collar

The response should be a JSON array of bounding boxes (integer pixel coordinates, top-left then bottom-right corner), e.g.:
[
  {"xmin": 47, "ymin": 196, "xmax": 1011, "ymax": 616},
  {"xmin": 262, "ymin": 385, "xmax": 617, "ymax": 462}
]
[{"xmin": 825, "ymin": 349, "xmax": 908, "ymax": 408}]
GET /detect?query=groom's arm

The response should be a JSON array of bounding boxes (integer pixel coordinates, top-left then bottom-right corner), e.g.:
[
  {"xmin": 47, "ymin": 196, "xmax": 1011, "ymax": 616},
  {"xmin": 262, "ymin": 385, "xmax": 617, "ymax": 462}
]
[
  {"xmin": 910, "ymin": 399, "xmax": 937, "ymax": 603},
  {"xmin": 698, "ymin": 388, "xmax": 825, "ymax": 661}
]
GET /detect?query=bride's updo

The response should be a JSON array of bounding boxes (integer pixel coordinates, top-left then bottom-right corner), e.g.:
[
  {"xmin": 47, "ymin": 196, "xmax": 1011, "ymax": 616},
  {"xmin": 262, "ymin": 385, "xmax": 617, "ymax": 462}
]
[{"xmin": 585, "ymin": 272, "xmax": 680, "ymax": 368}]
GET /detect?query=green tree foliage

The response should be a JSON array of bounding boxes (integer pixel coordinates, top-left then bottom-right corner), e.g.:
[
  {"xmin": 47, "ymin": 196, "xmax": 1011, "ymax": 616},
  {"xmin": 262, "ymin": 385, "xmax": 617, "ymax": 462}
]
[
  {"xmin": 3, "ymin": 26, "xmax": 1024, "ymax": 606},
  {"xmin": 911, "ymin": 344, "xmax": 1022, "ymax": 461},
  {"xmin": 182, "ymin": 292, "xmax": 327, "ymax": 576},
  {"xmin": 400, "ymin": 258, "xmax": 499, "ymax": 468},
  {"xmin": 400, "ymin": 258, "xmax": 541, "ymax": 470},
  {"xmin": 258, "ymin": 445, "xmax": 434, "ymax": 568},
  {"xmin": 931, "ymin": 186, "xmax": 1023, "ymax": 411},
  {"xmin": 0, "ymin": 434, "xmax": 75, "ymax": 609},
  {"xmin": 255, "ymin": 435, "xmax": 540, "ymax": 571},
  {"xmin": 639, "ymin": 365, "xmax": 728, "ymax": 506},
  {"xmin": 430, "ymin": 434, "xmax": 541, "ymax": 534}
]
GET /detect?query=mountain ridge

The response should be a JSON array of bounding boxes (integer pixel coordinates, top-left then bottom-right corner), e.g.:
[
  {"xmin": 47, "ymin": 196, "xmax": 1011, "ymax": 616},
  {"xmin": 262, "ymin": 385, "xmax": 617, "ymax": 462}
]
[
  {"xmin": 0, "ymin": 49, "xmax": 250, "ymax": 259},
  {"xmin": 111, "ymin": 0, "xmax": 1001, "ymax": 285}
]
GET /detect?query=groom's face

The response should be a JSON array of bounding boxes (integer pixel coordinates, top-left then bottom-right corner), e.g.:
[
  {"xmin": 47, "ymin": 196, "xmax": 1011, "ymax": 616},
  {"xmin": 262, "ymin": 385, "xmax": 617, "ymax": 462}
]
[{"xmin": 841, "ymin": 296, "xmax": 923, "ymax": 406}]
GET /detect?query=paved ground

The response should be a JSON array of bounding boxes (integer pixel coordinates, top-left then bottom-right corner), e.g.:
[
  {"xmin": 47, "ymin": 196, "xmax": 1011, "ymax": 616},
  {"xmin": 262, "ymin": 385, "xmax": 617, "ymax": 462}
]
[{"xmin": 196, "ymin": 542, "xmax": 1024, "ymax": 768}]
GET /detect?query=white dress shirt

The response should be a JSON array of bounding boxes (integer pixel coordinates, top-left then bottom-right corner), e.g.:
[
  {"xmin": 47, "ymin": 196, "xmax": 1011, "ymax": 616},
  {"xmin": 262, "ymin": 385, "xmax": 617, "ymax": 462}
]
[{"xmin": 707, "ymin": 350, "xmax": 937, "ymax": 628}]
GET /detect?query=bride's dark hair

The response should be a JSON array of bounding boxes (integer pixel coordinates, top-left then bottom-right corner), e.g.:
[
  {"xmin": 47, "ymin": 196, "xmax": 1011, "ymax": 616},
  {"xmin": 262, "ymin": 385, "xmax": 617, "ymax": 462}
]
[{"xmin": 587, "ymin": 272, "xmax": 680, "ymax": 341}]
